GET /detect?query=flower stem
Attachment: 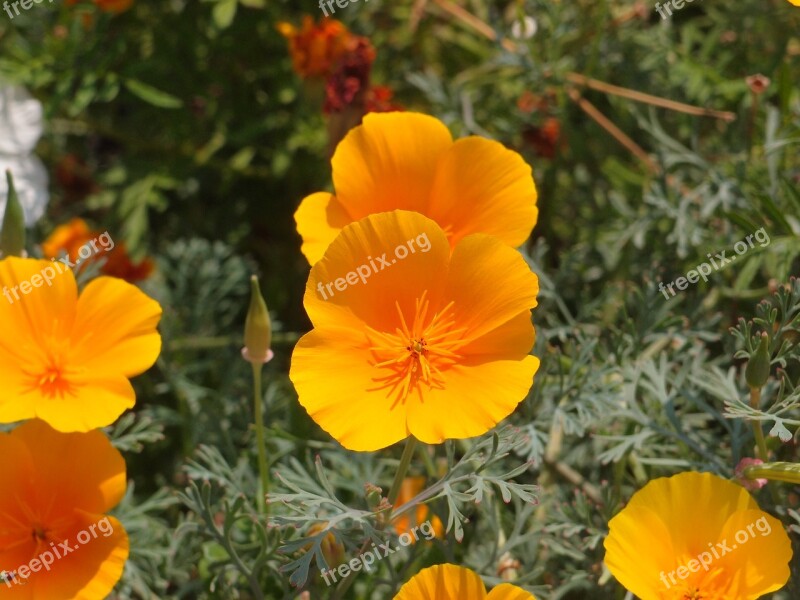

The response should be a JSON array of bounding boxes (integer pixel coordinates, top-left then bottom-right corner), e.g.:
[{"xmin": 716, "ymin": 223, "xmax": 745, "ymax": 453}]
[
  {"xmin": 252, "ymin": 363, "xmax": 269, "ymax": 514},
  {"xmin": 387, "ymin": 437, "xmax": 418, "ymax": 512},
  {"xmin": 750, "ymin": 387, "xmax": 769, "ymax": 461},
  {"xmin": 744, "ymin": 462, "xmax": 800, "ymax": 485}
]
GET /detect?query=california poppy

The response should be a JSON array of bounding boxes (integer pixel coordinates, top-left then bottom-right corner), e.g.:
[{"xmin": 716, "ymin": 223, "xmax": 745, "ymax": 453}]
[
  {"xmin": 0, "ymin": 419, "xmax": 129, "ymax": 599},
  {"xmin": 290, "ymin": 210, "xmax": 539, "ymax": 451},
  {"xmin": 394, "ymin": 564, "xmax": 535, "ymax": 599},
  {"xmin": 604, "ymin": 471, "xmax": 792, "ymax": 599},
  {"xmin": 294, "ymin": 112, "xmax": 538, "ymax": 264},
  {"xmin": 0, "ymin": 257, "xmax": 162, "ymax": 432}
]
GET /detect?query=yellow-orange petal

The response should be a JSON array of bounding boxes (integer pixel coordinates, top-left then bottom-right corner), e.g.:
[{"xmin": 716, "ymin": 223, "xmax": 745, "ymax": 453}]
[
  {"xmin": 71, "ymin": 277, "xmax": 162, "ymax": 376},
  {"xmin": 444, "ymin": 233, "xmax": 539, "ymax": 343},
  {"xmin": 486, "ymin": 583, "xmax": 537, "ymax": 600},
  {"xmin": 710, "ymin": 508, "xmax": 792, "ymax": 598},
  {"xmin": 291, "ymin": 330, "xmax": 411, "ymax": 451},
  {"xmin": 331, "ymin": 112, "xmax": 453, "ymax": 218},
  {"xmin": 394, "ymin": 564, "xmax": 488, "ymax": 600},
  {"xmin": 428, "ymin": 137, "xmax": 538, "ymax": 248},
  {"xmin": 294, "ymin": 192, "xmax": 353, "ymax": 265},
  {"xmin": 603, "ymin": 503, "xmax": 678, "ymax": 599},
  {"xmin": 407, "ymin": 355, "xmax": 539, "ymax": 444},
  {"xmin": 302, "ymin": 210, "xmax": 450, "ymax": 334},
  {"xmin": 0, "ymin": 257, "xmax": 78, "ymax": 343},
  {"xmin": 31, "ymin": 513, "xmax": 129, "ymax": 600},
  {"xmin": 11, "ymin": 419, "xmax": 127, "ymax": 517},
  {"xmin": 620, "ymin": 472, "xmax": 757, "ymax": 557}
]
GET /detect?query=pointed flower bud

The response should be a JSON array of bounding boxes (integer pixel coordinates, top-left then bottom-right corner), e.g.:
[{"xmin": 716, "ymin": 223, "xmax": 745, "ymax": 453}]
[
  {"xmin": 242, "ymin": 275, "xmax": 274, "ymax": 364},
  {"xmin": 1, "ymin": 170, "xmax": 26, "ymax": 258},
  {"xmin": 745, "ymin": 332, "xmax": 771, "ymax": 389}
]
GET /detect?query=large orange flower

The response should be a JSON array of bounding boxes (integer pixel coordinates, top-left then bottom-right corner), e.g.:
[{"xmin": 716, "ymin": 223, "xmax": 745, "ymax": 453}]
[
  {"xmin": 0, "ymin": 257, "xmax": 162, "ymax": 432},
  {"xmin": 289, "ymin": 210, "xmax": 539, "ymax": 451},
  {"xmin": 294, "ymin": 112, "xmax": 538, "ymax": 264},
  {"xmin": 604, "ymin": 471, "xmax": 792, "ymax": 599},
  {"xmin": 394, "ymin": 564, "xmax": 536, "ymax": 599},
  {"xmin": 277, "ymin": 16, "xmax": 353, "ymax": 79},
  {"xmin": 0, "ymin": 419, "xmax": 129, "ymax": 599}
]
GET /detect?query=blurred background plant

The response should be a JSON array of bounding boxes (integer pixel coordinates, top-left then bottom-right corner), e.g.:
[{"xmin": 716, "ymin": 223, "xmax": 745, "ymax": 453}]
[{"xmin": 1, "ymin": 0, "xmax": 799, "ymax": 597}]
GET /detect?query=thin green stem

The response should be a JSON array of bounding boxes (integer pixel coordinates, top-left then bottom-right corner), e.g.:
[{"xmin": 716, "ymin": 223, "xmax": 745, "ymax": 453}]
[
  {"xmin": 252, "ymin": 363, "xmax": 269, "ymax": 514},
  {"xmin": 387, "ymin": 437, "xmax": 419, "ymax": 511},
  {"xmin": 750, "ymin": 387, "xmax": 769, "ymax": 461}
]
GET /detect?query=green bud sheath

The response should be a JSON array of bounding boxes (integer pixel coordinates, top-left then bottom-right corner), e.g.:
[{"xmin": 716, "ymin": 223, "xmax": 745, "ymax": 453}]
[
  {"xmin": 1, "ymin": 170, "xmax": 26, "ymax": 258},
  {"xmin": 745, "ymin": 332, "xmax": 771, "ymax": 389},
  {"xmin": 243, "ymin": 275, "xmax": 273, "ymax": 364}
]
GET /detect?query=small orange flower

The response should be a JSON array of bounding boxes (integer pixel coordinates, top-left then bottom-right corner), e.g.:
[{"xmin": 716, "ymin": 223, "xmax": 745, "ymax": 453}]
[
  {"xmin": 290, "ymin": 210, "xmax": 539, "ymax": 451},
  {"xmin": 277, "ymin": 16, "xmax": 353, "ymax": 79},
  {"xmin": 294, "ymin": 112, "xmax": 538, "ymax": 264},
  {"xmin": 0, "ymin": 256, "xmax": 162, "ymax": 432},
  {"xmin": 42, "ymin": 218, "xmax": 154, "ymax": 283},
  {"xmin": 392, "ymin": 477, "xmax": 444, "ymax": 540},
  {"xmin": 0, "ymin": 419, "xmax": 129, "ymax": 599},
  {"xmin": 395, "ymin": 564, "xmax": 536, "ymax": 599}
]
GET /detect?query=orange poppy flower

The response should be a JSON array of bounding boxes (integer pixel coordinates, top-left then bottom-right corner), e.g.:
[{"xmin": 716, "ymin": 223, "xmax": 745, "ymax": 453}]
[
  {"xmin": 289, "ymin": 210, "xmax": 539, "ymax": 451},
  {"xmin": 277, "ymin": 16, "xmax": 353, "ymax": 79},
  {"xmin": 394, "ymin": 564, "xmax": 536, "ymax": 599},
  {"xmin": 604, "ymin": 471, "xmax": 792, "ymax": 599},
  {"xmin": 294, "ymin": 112, "xmax": 538, "ymax": 264},
  {"xmin": 42, "ymin": 218, "xmax": 154, "ymax": 283},
  {"xmin": 0, "ymin": 257, "xmax": 162, "ymax": 432},
  {"xmin": 392, "ymin": 477, "xmax": 444, "ymax": 540},
  {"xmin": 0, "ymin": 419, "xmax": 128, "ymax": 599}
]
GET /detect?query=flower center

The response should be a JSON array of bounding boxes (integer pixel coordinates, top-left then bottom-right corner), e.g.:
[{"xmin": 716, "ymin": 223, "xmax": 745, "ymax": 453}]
[
  {"xmin": 366, "ymin": 291, "xmax": 466, "ymax": 407},
  {"xmin": 21, "ymin": 333, "xmax": 82, "ymax": 399}
]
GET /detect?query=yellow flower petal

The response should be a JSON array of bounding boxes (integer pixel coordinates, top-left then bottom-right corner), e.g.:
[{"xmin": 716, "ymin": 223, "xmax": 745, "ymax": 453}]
[
  {"xmin": 332, "ymin": 112, "xmax": 453, "ymax": 217},
  {"xmin": 294, "ymin": 191, "xmax": 353, "ymax": 265},
  {"xmin": 394, "ymin": 564, "xmax": 488, "ymax": 600},
  {"xmin": 486, "ymin": 582, "xmax": 537, "ymax": 600},
  {"xmin": 428, "ymin": 137, "xmax": 538, "ymax": 248}
]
